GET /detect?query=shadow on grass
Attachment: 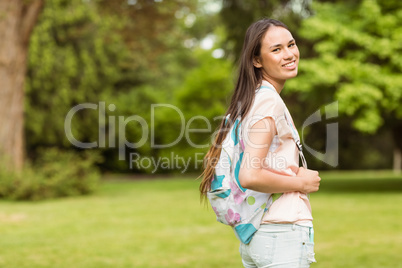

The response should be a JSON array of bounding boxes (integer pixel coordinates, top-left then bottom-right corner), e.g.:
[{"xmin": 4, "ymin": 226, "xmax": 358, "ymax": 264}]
[{"xmin": 319, "ymin": 178, "xmax": 402, "ymax": 193}]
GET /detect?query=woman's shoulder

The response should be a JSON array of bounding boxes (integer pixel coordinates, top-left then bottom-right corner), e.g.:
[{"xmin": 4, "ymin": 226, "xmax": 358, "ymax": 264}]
[{"xmin": 242, "ymin": 85, "xmax": 286, "ymax": 123}]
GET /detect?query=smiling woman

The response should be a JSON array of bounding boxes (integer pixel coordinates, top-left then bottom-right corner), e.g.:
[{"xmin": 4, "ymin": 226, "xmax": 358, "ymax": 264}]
[{"xmin": 199, "ymin": 18, "xmax": 321, "ymax": 268}]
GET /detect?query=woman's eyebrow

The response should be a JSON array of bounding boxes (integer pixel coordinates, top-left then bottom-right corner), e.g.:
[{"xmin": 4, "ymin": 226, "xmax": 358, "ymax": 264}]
[
  {"xmin": 269, "ymin": 39, "xmax": 295, "ymax": 49},
  {"xmin": 269, "ymin": 43, "xmax": 282, "ymax": 49}
]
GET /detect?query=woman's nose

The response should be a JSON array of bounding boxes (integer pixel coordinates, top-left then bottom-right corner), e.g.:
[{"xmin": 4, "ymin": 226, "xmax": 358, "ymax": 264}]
[{"xmin": 283, "ymin": 48, "xmax": 294, "ymax": 60}]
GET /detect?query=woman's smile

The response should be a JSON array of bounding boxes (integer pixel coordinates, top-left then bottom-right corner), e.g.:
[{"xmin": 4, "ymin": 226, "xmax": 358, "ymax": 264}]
[{"xmin": 282, "ymin": 61, "xmax": 296, "ymax": 69}]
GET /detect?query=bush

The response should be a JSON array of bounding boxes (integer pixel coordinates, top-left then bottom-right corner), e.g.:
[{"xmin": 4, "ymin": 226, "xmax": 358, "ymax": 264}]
[{"xmin": 0, "ymin": 148, "xmax": 101, "ymax": 201}]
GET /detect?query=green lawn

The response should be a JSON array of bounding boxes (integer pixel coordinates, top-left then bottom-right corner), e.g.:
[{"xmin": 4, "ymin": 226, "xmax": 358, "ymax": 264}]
[{"xmin": 0, "ymin": 171, "xmax": 401, "ymax": 267}]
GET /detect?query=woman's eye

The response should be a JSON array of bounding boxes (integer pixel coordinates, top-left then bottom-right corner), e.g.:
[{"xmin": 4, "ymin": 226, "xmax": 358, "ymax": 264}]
[
  {"xmin": 272, "ymin": 48, "xmax": 280, "ymax": 52},
  {"xmin": 289, "ymin": 43, "xmax": 296, "ymax": 47}
]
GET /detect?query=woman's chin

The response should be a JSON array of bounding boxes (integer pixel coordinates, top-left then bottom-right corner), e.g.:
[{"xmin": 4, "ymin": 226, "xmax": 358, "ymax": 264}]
[{"xmin": 285, "ymin": 69, "xmax": 298, "ymax": 79}]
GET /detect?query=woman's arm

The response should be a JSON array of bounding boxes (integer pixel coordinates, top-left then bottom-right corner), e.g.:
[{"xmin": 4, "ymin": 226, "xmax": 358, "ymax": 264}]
[{"xmin": 239, "ymin": 117, "xmax": 320, "ymax": 194}]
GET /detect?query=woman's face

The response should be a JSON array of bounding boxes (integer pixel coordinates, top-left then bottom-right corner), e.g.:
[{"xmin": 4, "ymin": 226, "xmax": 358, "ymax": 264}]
[{"xmin": 253, "ymin": 26, "xmax": 299, "ymax": 89}]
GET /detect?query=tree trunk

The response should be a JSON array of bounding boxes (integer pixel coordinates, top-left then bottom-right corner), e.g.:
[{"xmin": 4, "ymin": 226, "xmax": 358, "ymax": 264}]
[
  {"xmin": 0, "ymin": 0, "xmax": 43, "ymax": 170},
  {"xmin": 392, "ymin": 123, "xmax": 402, "ymax": 174},
  {"xmin": 394, "ymin": 148, "xmax": 401, "ymax": 175}
]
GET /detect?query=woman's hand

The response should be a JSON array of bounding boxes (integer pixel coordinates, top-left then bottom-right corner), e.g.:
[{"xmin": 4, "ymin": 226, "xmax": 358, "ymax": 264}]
[{"xmin": 296, "ymin": 167, "xmax": 321, "ymax": 194}]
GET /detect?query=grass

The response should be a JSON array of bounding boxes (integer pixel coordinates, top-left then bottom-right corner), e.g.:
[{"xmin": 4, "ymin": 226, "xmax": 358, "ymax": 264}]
[{"xmin": 0, "ymin": 170, "xmax": 401, "ymax": 267}]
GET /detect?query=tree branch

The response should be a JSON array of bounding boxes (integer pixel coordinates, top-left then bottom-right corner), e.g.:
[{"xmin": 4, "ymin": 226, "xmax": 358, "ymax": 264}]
[{"xmin": 20, "ymin": 0, "xmax": 44, "ymax": 46}]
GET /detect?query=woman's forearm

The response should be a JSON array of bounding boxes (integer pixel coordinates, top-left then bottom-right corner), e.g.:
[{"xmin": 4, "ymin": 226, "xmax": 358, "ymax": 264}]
[{"xmin": 239, "ymin": 168, "xmax": 303, "ymax": 193}]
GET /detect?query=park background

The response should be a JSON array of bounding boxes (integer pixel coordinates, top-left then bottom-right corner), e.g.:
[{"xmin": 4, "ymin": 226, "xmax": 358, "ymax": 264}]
[{"xmin": 0, "ymin": 0, "xmax": 401, "ymax": 267}]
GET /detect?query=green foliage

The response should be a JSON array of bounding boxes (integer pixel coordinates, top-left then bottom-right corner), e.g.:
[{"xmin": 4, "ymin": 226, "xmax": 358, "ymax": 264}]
[
  {"xmin": 287, "ymin": 0, "xmax": 402, "ymax": 134},
  {"xmin": 117, "ymin": 48, "xmax": 234, "ymax": 173},
  {"xmin": 26, "ymin": 0, "xmax": 127, "ymax": 150},
  {"xmin": 25, "ymin": 0, "xmax": 204, "ymax": 173},
  {"xmin": 23, "ymin": 0, "xmax": 400, "ymax": 173},
  {"xmin": 0, "ymin": 148, "xmax": 101, "ymax": 201},
  {"xmin": 220, "ymin": 0, "xmax": 311, "ymax": 60},
  {"xmin": 155, "ymin": 49, "xmax": 235, "ymax": 173}
]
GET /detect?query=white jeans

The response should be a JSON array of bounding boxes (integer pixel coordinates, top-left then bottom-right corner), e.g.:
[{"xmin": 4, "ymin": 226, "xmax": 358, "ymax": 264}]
[{"xmin": 239, "ymin": 224, "xmax": 316, "ymax": 268}]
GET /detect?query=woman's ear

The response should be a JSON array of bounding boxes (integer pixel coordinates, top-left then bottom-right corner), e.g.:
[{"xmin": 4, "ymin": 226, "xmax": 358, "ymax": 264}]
[{"xmin": 253, "ymin": 57, "xmax": 262, "ymax": 68}]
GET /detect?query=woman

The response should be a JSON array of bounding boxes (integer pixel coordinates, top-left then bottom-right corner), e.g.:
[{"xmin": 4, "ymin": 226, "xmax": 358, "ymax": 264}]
[{"xmin": 200, "ymin": 18, "xmax": 321, "ymax": 267}]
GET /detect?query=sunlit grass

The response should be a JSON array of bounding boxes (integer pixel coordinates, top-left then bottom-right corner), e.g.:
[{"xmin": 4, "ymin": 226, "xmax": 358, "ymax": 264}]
[{"xmin": 0, "ymin": 171, "xmax": 401, "ymax": 267}]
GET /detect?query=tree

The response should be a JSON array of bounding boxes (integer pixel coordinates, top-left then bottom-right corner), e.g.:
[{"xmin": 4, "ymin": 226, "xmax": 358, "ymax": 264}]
[
  {"xmin": 25, "ymin": 0, "xmax": 201, "ymax": 172},
  {"xmin": 220, "ymin": 0, "xmax": 311, "ymax": 60},
  {"xmin": 26, "ymin": 0, "xmax": 126, "ymax": 154},
  {"xmin": 0, "ymin": 0, "xmax": 44, "ymax": 170},
  {"xmin": 286, "ymin": 0, "xmax": 402, "ymax": 171}
]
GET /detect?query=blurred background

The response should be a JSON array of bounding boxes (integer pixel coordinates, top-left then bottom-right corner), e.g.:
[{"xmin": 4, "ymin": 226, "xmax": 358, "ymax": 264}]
[{"xmin": 0, "ymin": 0, "xmax": 401, "ymax": 267}]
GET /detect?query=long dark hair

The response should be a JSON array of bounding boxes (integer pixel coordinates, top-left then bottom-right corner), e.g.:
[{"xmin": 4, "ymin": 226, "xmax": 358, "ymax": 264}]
[{"xmin": 199, "ymin": 18, "xmax": 289, "ymax": 201}]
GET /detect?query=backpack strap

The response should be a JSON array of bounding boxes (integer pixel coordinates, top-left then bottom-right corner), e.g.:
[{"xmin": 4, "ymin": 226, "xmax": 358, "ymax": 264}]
[{"xmin": 284, "ymin": 107, "xmax": 308, "ymax": 169}]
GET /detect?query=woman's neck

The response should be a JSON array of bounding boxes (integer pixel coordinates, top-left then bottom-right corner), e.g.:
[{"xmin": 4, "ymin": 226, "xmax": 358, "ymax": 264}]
[{"xmin": 262, "ymin": 79, "xmax": 285, "ymax": 94}]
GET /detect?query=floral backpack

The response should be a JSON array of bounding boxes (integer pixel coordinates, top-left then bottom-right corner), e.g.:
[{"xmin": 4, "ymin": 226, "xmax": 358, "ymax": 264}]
[{"xmin": 207, "ymin": 116, "xmax": 271, "ymax": 244}]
